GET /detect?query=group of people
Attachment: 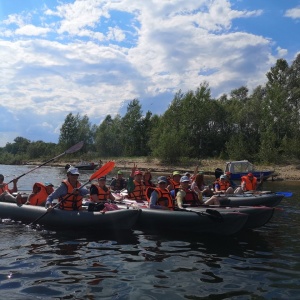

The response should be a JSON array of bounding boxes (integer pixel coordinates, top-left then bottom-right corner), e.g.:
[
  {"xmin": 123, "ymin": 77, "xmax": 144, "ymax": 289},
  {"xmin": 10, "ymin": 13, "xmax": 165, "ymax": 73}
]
[{"xmin": 0, "ymin": 164, "xmax": 261, "ymax": 212}]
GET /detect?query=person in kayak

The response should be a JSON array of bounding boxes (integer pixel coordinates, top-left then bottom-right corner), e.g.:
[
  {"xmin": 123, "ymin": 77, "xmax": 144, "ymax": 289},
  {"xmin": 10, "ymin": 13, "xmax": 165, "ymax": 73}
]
[
  {"xmin": 0, "ymin": 174, "xmax": 22, "ymax": 205},
  {"xmin": 176, "ymin": 176, "xmax": 220, "ymax": 209},
  {"xmin": 126, "ymin": 164, "xmax": 145, "ymax": 201},
  {"xmin": 88, "ymin": 176, "xmax": 115, "ymax": 211},
  {"xmin": 45, "ymin": 167, "xmax": 89, "ymax": 210},
  {"xmin": 241, "ymin": 173, "xmax": 261, "ymax": 192},
  {"xmin": 148, "ymin": 176, "xmax": 174, "ymax": 210},
  {"xmin": 167, "ymin": 171, "xmax": 181, "ymax": 191},
  {"xmin": 110, "ymin": 170, "xmax": 127, "ymax": 191},
  {"xmin": 25, "ymin": 182, "xmax": 54, "ymax": 206}
]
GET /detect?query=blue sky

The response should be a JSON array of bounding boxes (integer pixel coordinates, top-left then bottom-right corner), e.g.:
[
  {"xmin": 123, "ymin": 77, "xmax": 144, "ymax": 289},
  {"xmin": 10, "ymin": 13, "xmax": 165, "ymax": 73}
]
[{"xmin": 0, "ymin": 0, "xmax": 299, "ymax": 147}]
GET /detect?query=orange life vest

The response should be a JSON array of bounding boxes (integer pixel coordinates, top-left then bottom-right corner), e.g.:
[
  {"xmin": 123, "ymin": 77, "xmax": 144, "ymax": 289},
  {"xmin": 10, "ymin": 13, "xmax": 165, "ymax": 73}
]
[
  {"xmin": 0, "ymin": 183, "xmax": 9, "ymax": 194},
  {"xmin": 59, "ymin": 180, "xmax": 83, "ymax": 210},
  {"xmin": 146, "ymin": 187, "xmax": 174, "ymax": 209},
  {"xmin": 214, "ymin": 179, "xmax": 230, "ymax": 191},
  {"xmin": 28, "ymin": 182, "xmax": 52, "ymax": 206},
  {"xmin": 90, "ymin": 184, "xmax": 110, "ymax": 201},
  {"xmin": 241, "ymin": 176, "xmax": 257, "ymax": 191},
  {"xmin": 169, "ymin": 178, "xmax": 181, "ymax": 190},
  {"xmin": 127, "ymin": 180, "xmax": 145, "ymax": 200}
]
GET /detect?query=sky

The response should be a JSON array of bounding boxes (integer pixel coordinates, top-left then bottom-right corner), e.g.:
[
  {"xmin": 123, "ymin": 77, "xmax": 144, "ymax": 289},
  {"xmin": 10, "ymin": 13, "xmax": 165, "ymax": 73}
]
[{"xmin": 0, "ymin": 0, "xmax": 299, "ymax": 147}]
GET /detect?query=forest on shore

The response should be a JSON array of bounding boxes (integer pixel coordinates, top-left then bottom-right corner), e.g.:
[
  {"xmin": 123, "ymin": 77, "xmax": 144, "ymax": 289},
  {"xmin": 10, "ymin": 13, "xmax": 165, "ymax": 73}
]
[{"xmin": 1, "ymin": 54, "xmax": 300, "ymax": 167}]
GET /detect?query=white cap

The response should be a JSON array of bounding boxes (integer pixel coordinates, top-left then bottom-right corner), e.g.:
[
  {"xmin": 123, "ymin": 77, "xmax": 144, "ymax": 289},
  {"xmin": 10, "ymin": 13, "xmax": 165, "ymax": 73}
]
[{"xmin": 67, "ymin": 167, "xmax": 80, "ymax": 175}]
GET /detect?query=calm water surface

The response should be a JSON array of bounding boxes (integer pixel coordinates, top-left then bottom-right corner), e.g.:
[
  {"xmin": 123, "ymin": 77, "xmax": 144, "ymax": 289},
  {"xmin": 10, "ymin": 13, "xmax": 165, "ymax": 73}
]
[{"xmin": 0, "ymin": 165, "xmax": 299, "ymax": 299}]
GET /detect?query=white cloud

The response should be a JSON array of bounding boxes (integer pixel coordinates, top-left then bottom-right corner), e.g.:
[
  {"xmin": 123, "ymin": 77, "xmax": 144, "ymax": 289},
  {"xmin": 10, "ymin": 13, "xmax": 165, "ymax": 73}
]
[
  {"xmin": 285, "ymin": 7, "xmax": 300, "ymax": 19},
  {"xmin": 15, "ymin": 24, "xmax": 51, "ymax": 36},
  {"xmin": 0, "ymin": 0, "xmax": 296, "ymax": 144}
]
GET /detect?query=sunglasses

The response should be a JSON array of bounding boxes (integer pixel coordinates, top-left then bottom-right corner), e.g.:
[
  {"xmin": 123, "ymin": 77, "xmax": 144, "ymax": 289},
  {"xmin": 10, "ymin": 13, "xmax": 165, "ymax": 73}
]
[{"xmin": 70, "ymin": 174, "xmax": 79, "ymax": 176}]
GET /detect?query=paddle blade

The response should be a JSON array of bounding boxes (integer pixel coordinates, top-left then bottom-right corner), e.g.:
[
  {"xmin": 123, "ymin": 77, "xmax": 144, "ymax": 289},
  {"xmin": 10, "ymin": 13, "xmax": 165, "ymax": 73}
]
[
  {"xmin": 89, "ymin": 161, "xmax": 115, "ymax": 181},
  {"xmin": 66, "ymin": 141, "xmax": 84, "ymax": 154},
  {"xmin": 276, "ymin": 191, "xmax": 293, "ymax": 198}
]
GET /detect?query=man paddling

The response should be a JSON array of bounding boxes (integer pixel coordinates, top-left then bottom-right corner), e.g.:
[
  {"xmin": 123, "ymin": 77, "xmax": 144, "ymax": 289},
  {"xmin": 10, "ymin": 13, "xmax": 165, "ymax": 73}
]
[
  {"xmin": 45, "ymin": 167, "xmax": 89, "ymax": 210},
  {"xmin": 0, "ymin": 174, "xmax": 22, "ymax": 205}
]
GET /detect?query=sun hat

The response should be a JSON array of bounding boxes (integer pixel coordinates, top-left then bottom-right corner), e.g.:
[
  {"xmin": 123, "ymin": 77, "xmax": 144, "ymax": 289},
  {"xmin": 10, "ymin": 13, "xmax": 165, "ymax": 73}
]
[
  {"xmin": 172, "ymin": 171, "xmax": 181, "ymax": 176},
  {"xmin": 157, "ymin": 176, "xmax": 168, "ymax": 184},
  {"xmin": 67, "ymin": 167, "xmax": 80, "ymax": 175},
  {"xmin": 180, "ymin": 176, "xmax": 190, "ymax": 183}
]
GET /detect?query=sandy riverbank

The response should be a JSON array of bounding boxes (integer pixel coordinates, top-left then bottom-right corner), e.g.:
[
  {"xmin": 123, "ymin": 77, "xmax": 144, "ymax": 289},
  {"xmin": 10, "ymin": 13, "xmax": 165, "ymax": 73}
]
[{"xmin": 33, "ymin": 157, "xmax": 300, "ymax": 181}]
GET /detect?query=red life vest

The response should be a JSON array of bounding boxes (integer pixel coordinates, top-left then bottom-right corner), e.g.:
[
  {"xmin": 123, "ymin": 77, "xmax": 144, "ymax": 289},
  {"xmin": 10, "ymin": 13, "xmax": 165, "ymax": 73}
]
[
  {"xmin": 0, "ymin": 183, "xmax": 9, "ymax": 194},
  {"xmin": 179, "ymin": 188, "xmax": 200, "ymax": 206},
  {"xmin": 90, "ymin": 184, "xmax": 110, "ymax": 201},
  {"xmin": 128, "ymin": 180, "xmax": 145, "ymax": 200},
  {"xmin": 241, "ymin": 176, "xmax": 257, "ymax": 191},
  {"xmin": 59, "ymin": 180, "xmax": 83, "ymax": 210},
  {"xmin": 28, "ymin": 182, "xmax": 52, "ymax": 206}
]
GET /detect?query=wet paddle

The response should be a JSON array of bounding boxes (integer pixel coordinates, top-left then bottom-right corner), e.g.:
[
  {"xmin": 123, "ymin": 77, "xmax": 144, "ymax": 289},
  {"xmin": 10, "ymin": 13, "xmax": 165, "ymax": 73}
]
[
  {"xmin": 28, "ymin": 161, "xmax": 116, "ymax": 226},
  {"xmin": 7, "ymin": 141, "xmax": 84, "ymax": 185}
]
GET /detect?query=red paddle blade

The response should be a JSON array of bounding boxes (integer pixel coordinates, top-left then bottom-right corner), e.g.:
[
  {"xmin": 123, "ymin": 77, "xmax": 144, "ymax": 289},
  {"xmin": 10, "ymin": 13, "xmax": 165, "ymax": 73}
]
[{"xmin": 89, "ymin": 161, "xmax": 115, "ymax": 181}]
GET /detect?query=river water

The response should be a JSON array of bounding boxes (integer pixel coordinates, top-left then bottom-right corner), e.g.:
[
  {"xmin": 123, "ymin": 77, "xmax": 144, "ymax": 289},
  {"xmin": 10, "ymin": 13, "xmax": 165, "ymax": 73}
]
[{"xmin": 0, "ymin": 165, "xmax": 299, "ymax": 299}]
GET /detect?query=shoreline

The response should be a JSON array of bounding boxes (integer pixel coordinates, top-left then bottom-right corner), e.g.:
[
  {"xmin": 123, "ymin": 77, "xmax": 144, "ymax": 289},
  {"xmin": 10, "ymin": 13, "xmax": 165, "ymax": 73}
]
[{"xmin": 25, "ymin": 158, "xmax": 300, "ymax": 181}]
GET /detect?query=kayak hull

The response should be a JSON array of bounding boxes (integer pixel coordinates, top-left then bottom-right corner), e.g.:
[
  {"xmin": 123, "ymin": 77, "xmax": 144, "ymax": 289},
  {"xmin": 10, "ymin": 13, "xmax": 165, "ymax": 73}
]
[
  {"xmin": 189, "ymin": 206, "xmax": 276, "ymax": 229},
  {"xmin": 218, "ymin": 193, "xmax": 283, "ymax": 207},
  {"xmin": 0, "ymin": 202, "xmax": 140, "ymax": 231},
  {"xmin": 116, "ymin": 205, "xmax": 248, "ymax": 236}
]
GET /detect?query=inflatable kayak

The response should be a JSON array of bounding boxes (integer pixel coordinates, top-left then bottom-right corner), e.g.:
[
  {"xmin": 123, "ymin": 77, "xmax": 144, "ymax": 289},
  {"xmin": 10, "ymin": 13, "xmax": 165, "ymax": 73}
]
[
  {"xmin": 131, "ymin": 207, "xmax": 248, "ymax": 236},
  {"xmin": 114, "ymin": 190, "xmax": 284, "ymax": 208},
  {"xmin": 115, "ymin": 199, "xmax": 277, "ymax": 230},
  {"xmin": 217, "ymin": 193, "xmax": 283, "ymax": 207},
  {"xmin": 0, "ymin": 202, "xmax": 140, "ymax": 231},
  {"xmin": 188, "ymin": 206, "xmax": 276, "ymax": 229}
]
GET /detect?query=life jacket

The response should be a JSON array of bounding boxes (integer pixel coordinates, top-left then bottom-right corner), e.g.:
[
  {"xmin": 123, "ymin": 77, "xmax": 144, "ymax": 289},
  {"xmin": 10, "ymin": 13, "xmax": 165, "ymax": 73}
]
[
  {"xmin": 146, "ymin": 187, "xmax": 174, "ymax": 210},
  {"xmin": 169, "ymin": 178, "xmax": 181, "ymax": 190},
  {"xmin": 0, "ymin": 183, "xmax": 9, "ymax": 194},
  {"xmin": 127, "ymin": 180, "xmax": 145, "ymax": 200},
  {"xmin": 90, "ymin": 184, "xmax": 110, "ymax": 201},
  {"xmin": 28, "ymin": 182, "xmax": 52, "ymax": 206},
  {"xmin": 241, "ymin": 176, "xmax": 257, "ymax": 191},
  {"xmin": 214, "ymin": 179, "xmax": 230, "ymax": 191},
  {"xmin": 59, "ymin": 180, "xmax": 83, "ymax": 210},
  {"xmin": 177, "ymin": 187, "xmax": 200, "ymax": 206}
]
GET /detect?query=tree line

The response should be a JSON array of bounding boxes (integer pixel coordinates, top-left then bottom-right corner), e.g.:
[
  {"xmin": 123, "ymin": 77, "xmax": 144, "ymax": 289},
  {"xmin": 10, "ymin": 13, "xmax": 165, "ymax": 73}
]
[{"xmin": 1, "ymin": 54, "xmax": 300, "ymax": 165}]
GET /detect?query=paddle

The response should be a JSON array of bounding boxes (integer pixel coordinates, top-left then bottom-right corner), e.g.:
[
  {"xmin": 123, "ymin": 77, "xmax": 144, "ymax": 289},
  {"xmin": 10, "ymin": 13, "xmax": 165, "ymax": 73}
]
[
  {"xmin": 28, "ymin": 161, "xmax": 116, "ymax": 226},
  {"xmin": 7, "ymin": 141, "xmax": 84, "ymax": 185},
  {"xmin": 177, "ymin": 208, "xmax": 224, "ymax": 222}
]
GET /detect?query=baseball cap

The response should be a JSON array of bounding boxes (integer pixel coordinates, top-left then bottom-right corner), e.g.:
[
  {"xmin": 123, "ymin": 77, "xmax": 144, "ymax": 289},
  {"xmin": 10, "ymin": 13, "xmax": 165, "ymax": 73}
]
[
  {"xmin": 172, "ymin": 171, "xmax": 181, "ymax": 176},
  {"xmin": 180, "ymin": 176, "xmax": 190, "ymax": 183},
  {"xmin": 67, "ymin": 167, "xmax": 80, "ymax": 175},
  {"xmin": 44, "ymin": 182, "xmax": 54, "ymax": 187},
  {"xmin": 247, "ymin": 173, "xmax": 253, "ymax": 177},
  {"xmin": 157, "ymin": 176, "xmax": 168, "ymax": 184}
]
